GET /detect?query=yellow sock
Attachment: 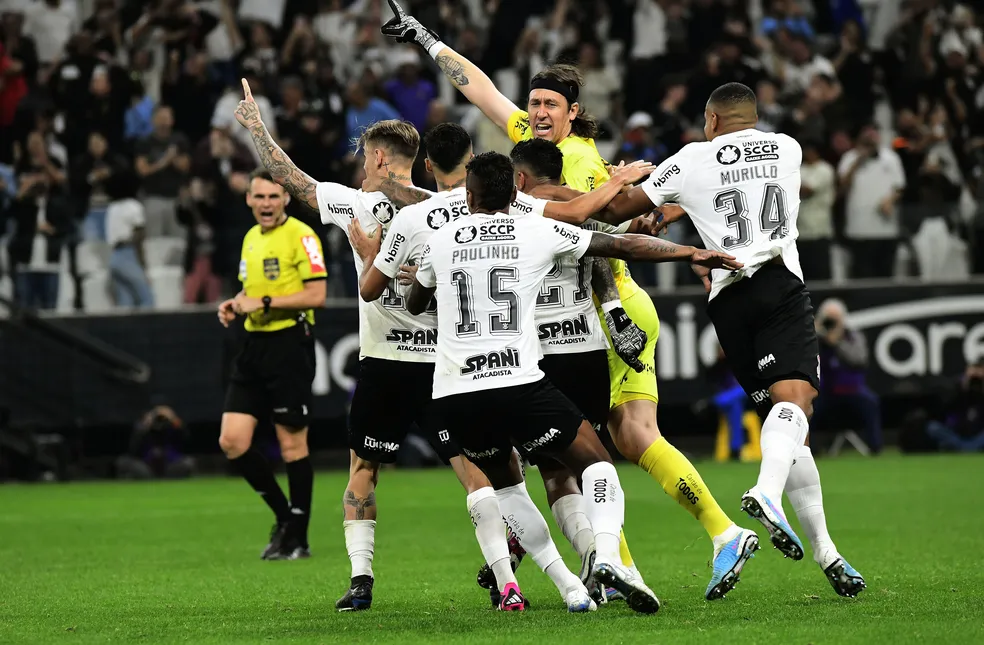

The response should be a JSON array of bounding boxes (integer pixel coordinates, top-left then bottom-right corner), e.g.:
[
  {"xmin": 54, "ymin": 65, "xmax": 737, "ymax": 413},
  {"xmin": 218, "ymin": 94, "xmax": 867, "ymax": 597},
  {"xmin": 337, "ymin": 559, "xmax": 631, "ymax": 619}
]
[
  {"xmin": 638, "ymin": 437, "xmax": 733, "ymax": 538},
  {"xmin": 618, "ymin": 530, "xmax": 634, "ymax": 568}
]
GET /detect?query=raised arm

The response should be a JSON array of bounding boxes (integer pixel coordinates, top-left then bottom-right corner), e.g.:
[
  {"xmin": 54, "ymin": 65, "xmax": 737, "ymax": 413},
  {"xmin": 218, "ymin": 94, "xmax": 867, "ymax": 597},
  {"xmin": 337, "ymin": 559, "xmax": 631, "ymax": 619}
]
[
  {"xmin": 535, "ymin": 182, "xmax": 657, "ymax": 226},
  {"xmin": 585, "ymin": 232, "xmax": 744, "ymax": 270},
  {"xmin": 381, "ymin": 0, "xmax": 519, "ymax": 131},
  {"xmin": 234, "ymin": 79, "xmax": 319, "ymax": 211}
]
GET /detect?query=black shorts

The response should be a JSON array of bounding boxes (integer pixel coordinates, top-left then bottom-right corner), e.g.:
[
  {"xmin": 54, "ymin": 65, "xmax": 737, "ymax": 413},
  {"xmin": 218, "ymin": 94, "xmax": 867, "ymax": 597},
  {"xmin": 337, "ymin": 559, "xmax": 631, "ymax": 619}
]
[
  {"xmin": 348, "ymin": 358, "xmax": 460, "ymax": 464},
  {"xmin": 438, "ymin": 378, "xmax": 584, "ymax": 469},
  {"xmin": 707, "ymin": 261, "xmax": 820, "ymax": 417},
  {"xmin": 540, "ymin": 350, "xmax": 609, "ymax": 428},
  {"xmin": 223, "ymin": 323, "xmax": 315, "ymax": 429},
  {"xmin": 529, "ymin": 350, "xmax": 608, "ymax": 469}
]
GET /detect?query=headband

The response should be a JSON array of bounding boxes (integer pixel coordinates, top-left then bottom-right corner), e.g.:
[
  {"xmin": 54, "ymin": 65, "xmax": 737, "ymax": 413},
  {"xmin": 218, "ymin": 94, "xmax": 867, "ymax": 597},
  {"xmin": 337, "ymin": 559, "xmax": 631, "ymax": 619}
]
[{"xmin": 530, "ymin": 77, "xmax": 579, "ymax": 105}]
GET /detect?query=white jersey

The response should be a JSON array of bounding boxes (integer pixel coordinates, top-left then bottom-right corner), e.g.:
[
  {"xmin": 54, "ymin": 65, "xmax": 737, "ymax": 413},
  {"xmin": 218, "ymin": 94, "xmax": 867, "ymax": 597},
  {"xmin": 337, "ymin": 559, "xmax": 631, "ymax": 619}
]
[
  {"xmin": 640, "ymin": 128, "xmax": 803, "ymax": 300},
  {"xmin": 510, "ymin": 191, "xmax": 610, "ymax": 355},
  {"xmin": 316, "ymin": 182, "xmax": 436, "ymax": 363},
  {"xmin": 370, "ymin": 186, "xmax": 471, "ymax": 358},
  {"xmin": 416, "ymin": 212, "xmax": 592, "ymax": 398}
]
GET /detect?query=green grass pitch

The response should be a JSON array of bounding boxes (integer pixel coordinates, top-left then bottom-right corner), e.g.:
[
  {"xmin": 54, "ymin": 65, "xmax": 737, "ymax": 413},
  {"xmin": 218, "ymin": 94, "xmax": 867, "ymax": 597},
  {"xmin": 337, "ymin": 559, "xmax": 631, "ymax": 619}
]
[{"xmin": 2, "ymin": 454, "xmax": 983, "ymax": 644}]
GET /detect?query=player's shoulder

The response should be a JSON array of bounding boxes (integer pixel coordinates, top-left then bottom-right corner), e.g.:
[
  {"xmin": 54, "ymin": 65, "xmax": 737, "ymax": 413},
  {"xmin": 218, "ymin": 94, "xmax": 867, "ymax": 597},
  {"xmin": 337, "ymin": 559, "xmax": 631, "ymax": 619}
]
[
  {"xmin": 510, "ymin": 190, "xmax": 541, "ymax": 216},
  {"xmin": 243, "ymin": 224, "xmax": 263, "ymax": 241},
  {"xmin": 283, "ymin": 216, "xmax": 319, "ymax": 238},
  {"xmin": 400, "ymin": 192, "xmax": 455, "ymax": 230},
  {"xmin": 357, "ymin": 190, "xmax": 399, "ymax": 226}
]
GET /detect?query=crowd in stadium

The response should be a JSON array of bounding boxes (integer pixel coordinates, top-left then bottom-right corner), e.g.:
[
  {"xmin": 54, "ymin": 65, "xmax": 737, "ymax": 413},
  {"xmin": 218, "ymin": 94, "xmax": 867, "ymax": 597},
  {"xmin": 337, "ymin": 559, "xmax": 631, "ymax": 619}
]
[{"xmin": 0, "ymin": 0, "xmax": 982, "ymax": 313}]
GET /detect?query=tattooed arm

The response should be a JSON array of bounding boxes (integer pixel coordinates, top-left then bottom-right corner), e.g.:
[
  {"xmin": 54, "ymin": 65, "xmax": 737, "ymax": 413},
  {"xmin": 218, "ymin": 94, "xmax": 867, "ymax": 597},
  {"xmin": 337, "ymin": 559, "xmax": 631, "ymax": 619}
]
[
  {"xmin": 584, "ymin": 232, "xmax": 745, "ymax": 270},
  {"xmin": 234, "ymin": 79, "xmax": 319, "ymax": 211},
  {"xmin": 430, "ymin": 47, "xmax": 520, "ymax": 131},
  {"xmin": 590, "ymin": 257, "xmax": 620, "ymax": 305}
]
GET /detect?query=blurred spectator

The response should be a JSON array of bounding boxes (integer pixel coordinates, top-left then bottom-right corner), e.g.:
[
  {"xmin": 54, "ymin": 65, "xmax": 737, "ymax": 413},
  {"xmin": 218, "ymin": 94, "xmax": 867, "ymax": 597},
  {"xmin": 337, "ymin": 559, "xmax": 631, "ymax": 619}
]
[
  {"xmin": 924, "ymin": 361, "xmax": 984, "ymax": 453},
  {"xmin": 161, "ymin": 49, "xmax": 221, "ymax": 146},
  {"xmin": 838, "ymin": 124, "xmax": 906, "ymax": 279},
  {"xmin": 754, "ymin": 79, "xmax": 785, "ymax": 133},
  {"xmin": 23, "ymin": 0, "xmax": 76, "ymax": 67},
  {"xmin": 384, "ymin": 49, "xmax": 436, "ymax": 133},
  {"xmin": 8, "ymin": 130, "xmax": 70, "ymax": 310},
  {"xmin": 124, "ymin": 80, "xmax": 156, "ymax": 143},
  {"xmin": 135, "ymin": 105, "xmax": 190, "ymax": 237},
  {"xmin": 189, "ymin": 127, "xmax": 254, "ymax": 291},
  {"xmin": 70, "ymin": 130, "xmax": 129, "ymax": 241},
  {"xmin": 650, "ymin": 78, "xmax": 691, "ymax": 157},
  {"xmin": 761, "ymin": 0, "xmax": 814, "ymax": 40},
  {"xmin": 798, "ymin": 139, "xmax": 835, "ymax": 282},
  {"xmin": 0, "ymin": 41, "xmax": 29, "ymax": 164},
  {"xmin": 577, "ymin": 40, "xmax": 619, "ymax": 133},
  {"xmin": 115, "ymin": 405, "xmax": 195, "ymax": 479},
  {"xmin": 615, "ymin": 112, "xmax": 664, "ymax": 166},
  {"xmin": 105, "ymin": 172, "xmax": 154, "ymax": 309},
  {"xmin": 345, "ymin": 79, "xmax": 400, "ymax": 155},
  {"xmin": 832, "ymin": 19, "xmax": 875, "ymax": 129},
  {"xmin": 813, "ymin": 298, "xmax": 882, "ymax": 454},
  {"xmin": 211, "ymin": 72, "xmax": 276, "ymax": 165}
]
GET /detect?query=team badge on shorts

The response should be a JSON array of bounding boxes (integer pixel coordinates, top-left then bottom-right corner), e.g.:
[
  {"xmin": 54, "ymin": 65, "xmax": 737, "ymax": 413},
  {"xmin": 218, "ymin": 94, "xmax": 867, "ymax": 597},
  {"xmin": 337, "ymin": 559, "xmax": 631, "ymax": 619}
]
[{"xmin": 263, "ymin": 258, "xmax": 280, "ymax": 280}]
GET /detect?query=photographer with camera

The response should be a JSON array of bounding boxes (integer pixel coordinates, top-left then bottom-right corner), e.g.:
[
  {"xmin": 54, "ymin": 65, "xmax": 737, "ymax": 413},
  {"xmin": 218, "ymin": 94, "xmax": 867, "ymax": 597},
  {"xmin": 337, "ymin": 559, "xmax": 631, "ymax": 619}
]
[
  {"xmin": 812, "ymin": 298, "xmax": 883, "ymax": 454},
  {"xmin": 115, "ymin": 405, "xmax": 196, "ymax": 480},
  {"xmin": 925, "ymin": 361, "xmax": 984, "ymax": 452}
]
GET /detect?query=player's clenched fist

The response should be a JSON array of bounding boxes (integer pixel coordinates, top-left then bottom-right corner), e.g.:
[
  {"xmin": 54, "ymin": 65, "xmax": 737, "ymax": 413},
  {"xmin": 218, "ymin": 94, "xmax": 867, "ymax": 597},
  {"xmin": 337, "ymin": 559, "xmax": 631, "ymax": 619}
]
[
  {"xmin": 234, "ymin": 78, "xmax": 262, "ymax": 129},
  {"xmin": 690, "ymin": 249, "xmax": 744, "ymax": 271},
  {"xmin": 381, "ymin": 0, "xmax": 441, "ymax": 51}
]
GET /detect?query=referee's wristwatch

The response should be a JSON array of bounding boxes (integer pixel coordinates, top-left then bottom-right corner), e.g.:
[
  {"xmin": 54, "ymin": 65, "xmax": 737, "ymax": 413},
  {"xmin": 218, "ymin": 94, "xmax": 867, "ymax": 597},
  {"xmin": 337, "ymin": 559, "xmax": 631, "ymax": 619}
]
[{"xmin": 262, "ymin": 296, "xmax": 272, "ymax": 314}]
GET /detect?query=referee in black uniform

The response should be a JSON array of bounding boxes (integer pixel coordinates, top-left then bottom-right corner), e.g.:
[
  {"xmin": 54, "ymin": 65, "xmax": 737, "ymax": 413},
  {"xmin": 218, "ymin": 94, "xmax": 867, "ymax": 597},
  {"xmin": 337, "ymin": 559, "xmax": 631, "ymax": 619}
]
[{"xmin": 217, "ymin": 170, "xmax": 327, "ymax": 560}]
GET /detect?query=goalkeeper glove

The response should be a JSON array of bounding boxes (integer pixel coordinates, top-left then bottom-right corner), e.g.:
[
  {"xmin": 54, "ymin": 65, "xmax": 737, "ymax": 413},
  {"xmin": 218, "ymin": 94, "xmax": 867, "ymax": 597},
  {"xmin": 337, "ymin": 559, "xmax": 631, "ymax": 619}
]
[
  {"xmin": 381, "ymin": 0, "xmax": 441, "ymax": 52},
  {"xmin": 604, "ymin": 303, "xmax": 648, "ymax": 373}
]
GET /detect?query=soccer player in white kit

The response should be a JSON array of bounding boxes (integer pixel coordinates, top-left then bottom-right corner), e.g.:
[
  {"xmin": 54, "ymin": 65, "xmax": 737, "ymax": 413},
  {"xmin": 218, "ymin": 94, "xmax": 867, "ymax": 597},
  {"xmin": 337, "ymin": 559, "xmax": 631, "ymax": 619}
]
[
  {"xmin": 403, "ymin": 151, "xmax": 742, "ymax": 612},
  {"xmin": 350, "ymin": 123, "xmax": 606, "ymax": 613},
  {"xmin": 582, "ymin": 82, "xmax": 866, "ymax": 598},
  {"xmin": 231, "ymin": 90, "xmax": 527, "ymax": 611}
]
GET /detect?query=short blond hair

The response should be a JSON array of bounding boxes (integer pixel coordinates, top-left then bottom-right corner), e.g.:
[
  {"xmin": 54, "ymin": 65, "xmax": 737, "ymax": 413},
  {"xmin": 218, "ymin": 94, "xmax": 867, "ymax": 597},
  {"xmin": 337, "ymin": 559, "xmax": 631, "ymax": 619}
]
[{"xmin": 357, "ymin": 119, "xmax": 420, "ymax": 162}]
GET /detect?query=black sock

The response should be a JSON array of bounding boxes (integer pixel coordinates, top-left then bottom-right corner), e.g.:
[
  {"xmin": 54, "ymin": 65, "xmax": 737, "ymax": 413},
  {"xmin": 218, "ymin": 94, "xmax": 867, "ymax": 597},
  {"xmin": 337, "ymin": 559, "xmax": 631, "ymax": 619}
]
[
  {"xmin": 286, "ymin": 456, "xmax": 313, "ymax": 544},
  {"xmin": 231, "ymin": 448, "xmax": 291, "ymax": 523}
]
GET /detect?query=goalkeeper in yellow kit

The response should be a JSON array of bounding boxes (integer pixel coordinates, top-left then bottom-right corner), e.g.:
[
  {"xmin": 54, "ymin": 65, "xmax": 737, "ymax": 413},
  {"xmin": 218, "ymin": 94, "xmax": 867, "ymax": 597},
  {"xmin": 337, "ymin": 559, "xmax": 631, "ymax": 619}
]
[{"xmin": 381, "ymin": 0, "xmax": 758, "ymax": 604}]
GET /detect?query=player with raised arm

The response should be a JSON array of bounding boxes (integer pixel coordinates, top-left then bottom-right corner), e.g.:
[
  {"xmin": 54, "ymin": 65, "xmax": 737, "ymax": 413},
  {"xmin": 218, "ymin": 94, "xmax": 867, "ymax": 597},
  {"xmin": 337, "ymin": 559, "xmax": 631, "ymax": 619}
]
[
  {"xmin": 357, "ymin": 124, "xmax": 657, "ymax": 608},
  {"xmin": 381, "ymin": 1, "xmax": 759, "ymax": 601},
  {"xmin": 579, "ymin": 82, "xmax": 866, "ymax": 598},
  {"xmin": 350, "ymin": 122, "xmax": 606, "ymax": 614},
  {"xmin": 404, "ymin": 152, "xmax": 742, "ymax": 614},
  {"xmin": 234, "ymin": 82, "xmax": 531, "ymax": 612}
]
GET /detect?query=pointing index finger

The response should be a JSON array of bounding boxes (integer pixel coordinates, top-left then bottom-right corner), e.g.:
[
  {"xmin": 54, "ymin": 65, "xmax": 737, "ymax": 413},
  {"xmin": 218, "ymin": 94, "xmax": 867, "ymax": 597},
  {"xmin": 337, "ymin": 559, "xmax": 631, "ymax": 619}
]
[
  {"xmin": 241, "ymin": 78, "xmax": 253, "ymax": 100},
  {"xmin": 387, "ymin": 0, "xmax": 406, "ymax": 18}
]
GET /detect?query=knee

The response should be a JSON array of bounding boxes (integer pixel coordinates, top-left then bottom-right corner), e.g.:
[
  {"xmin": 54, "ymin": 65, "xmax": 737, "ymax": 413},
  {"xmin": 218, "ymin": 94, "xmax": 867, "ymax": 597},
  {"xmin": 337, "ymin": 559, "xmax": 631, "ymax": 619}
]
[
  {"xmin": 277, "ymin": 429, "xmax": 309, "ymax": 462},
  {"xmin": 218, "ymin": 431, "xmax": 250, "ymax": 459},
  {"xmin": 769, "ymin": 381, "xmax": 817, "ymax": 420},
  {"xmin": 349, "ymin": 454, "xmax": 380, "ymax": 488}
]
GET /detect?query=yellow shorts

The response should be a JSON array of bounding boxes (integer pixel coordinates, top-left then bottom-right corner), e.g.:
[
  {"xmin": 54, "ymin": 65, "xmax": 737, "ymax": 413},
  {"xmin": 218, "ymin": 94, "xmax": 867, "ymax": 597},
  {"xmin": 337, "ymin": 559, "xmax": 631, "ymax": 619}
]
[{"xmin": 598, "ymin": 289, "xmax": 660, "ymax": 409}]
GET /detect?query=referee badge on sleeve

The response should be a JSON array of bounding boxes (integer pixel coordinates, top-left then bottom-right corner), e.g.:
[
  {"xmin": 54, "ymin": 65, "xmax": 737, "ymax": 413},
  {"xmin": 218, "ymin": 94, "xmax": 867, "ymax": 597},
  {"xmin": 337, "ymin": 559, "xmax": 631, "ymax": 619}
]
[{"xmin": 263, "ymin": 258, "xmax": 280, "ymax": 280}]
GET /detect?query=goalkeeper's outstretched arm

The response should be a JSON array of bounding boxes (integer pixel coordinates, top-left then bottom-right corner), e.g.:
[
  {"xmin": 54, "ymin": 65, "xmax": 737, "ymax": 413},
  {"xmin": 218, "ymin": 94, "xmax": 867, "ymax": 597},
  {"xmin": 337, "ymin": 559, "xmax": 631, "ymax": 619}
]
[{"xmin": 382, "ymin": 0, "xmax": 519, "ymax": 131}]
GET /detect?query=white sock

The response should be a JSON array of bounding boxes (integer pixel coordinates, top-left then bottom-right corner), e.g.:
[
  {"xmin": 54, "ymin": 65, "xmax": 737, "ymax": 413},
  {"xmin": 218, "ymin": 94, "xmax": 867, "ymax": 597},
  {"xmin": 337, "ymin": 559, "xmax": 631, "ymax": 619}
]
[
  {"xmin": 343, "ymin": 519, "xmax": 375, "ymax": 579},
  {"xmin": 497, "ymin": 482, "xmax": 582, "ymax": 598},
  {"xmin": 756, "ymin": 402, "xmax": 809, "ymax": 501},
  {"xmin": 785, "ymin": 445, "xmax": 837, "ymax": 567},
  {"xmin": 550, "ymin": 493, "xmax": 595, "ymax": 561},
  {"xmin": 580, "ymin": 462, "xmax": 624, "ymax": 566},
  {"xmin": 467, "ymin": 486, "xmax": 516, "ymax": 592}
]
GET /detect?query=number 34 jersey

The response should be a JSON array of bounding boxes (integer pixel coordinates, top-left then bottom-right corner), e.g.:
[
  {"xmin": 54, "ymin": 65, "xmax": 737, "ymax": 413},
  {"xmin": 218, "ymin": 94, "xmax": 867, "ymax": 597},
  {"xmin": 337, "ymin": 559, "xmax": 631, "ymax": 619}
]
[
  {"xmin": 416, "ymin": 213, "xmax": 592, "ymax": 399},
  {"xmin": 641, "ymin": 128, "xmax": 804, "ymax": 300}
]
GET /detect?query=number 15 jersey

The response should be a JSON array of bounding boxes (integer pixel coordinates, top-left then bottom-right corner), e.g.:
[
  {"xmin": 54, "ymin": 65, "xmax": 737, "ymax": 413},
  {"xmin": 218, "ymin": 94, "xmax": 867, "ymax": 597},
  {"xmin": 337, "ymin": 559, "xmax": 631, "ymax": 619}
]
[
  {"xmin": 641, "ymin": 128, "xmax": 803, "ymax": 300},
  {"xmin": 416, "ymin": 213, "xmax": 591, "ymax": 399}
]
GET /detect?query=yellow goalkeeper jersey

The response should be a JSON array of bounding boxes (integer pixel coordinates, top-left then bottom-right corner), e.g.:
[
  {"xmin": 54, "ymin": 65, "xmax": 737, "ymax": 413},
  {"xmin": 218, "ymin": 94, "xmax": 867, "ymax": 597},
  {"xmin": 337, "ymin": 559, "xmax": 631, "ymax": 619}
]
[{"xmin": 507, "ymin": 109, "xmax": 641, "ymax": 300}]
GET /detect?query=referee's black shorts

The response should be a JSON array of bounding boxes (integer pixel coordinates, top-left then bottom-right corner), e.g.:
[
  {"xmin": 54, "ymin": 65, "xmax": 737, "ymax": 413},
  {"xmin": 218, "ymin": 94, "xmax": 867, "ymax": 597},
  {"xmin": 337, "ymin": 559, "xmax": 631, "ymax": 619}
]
[
  {"xmin": 707, "ymin": 261, "xmax": 820, "ymax": 418},
  {"xmin": 223, "ymin": 322, "xmax": 315, "ymax": 429},
  {"xmin": 348, "ymin": 357, "xmax": 461, "ymax": 465}
]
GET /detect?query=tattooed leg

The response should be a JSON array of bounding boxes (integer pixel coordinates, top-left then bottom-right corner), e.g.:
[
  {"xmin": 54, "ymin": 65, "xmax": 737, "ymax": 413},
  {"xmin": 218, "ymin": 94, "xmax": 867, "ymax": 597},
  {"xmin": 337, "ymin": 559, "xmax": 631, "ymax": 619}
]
[{"xmin": 344, "ymin": 452, "xmax": 380, "ymax": 521}]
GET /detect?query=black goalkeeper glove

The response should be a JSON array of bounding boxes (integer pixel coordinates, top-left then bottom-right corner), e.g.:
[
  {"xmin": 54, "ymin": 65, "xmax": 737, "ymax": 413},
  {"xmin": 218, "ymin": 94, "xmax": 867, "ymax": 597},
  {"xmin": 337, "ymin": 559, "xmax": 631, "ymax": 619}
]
[
  {"xmin": 605, "ymin": 305, "xmax": 648, "ymax": 373},
  {"xmin": 381, "ymin": 0, "xmax": 441, "ymax": 52}
]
